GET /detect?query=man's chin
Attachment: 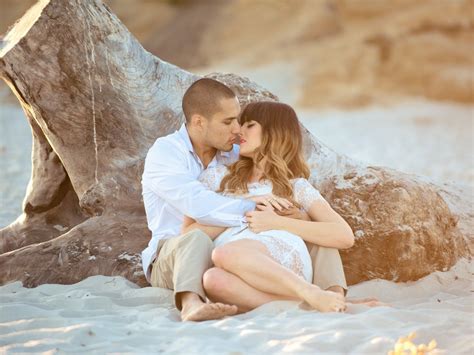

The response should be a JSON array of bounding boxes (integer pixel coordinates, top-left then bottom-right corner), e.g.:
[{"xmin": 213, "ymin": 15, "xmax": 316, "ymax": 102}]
[{"xmin": 219, "ymin": 144, "xmax": 234, "ymax": 152}]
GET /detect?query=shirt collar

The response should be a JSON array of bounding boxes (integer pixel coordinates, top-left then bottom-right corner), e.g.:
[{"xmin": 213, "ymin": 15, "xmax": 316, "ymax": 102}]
[
  {"xmin": 178, "ymin": 123, "xmax": 232, "ymax": 158},
  {"xmin": 178, "ymin": 124, "xmax": 194, "ymax": 154}
]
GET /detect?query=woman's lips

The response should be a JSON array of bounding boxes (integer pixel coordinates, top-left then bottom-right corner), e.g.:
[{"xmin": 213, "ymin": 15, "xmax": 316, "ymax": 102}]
[{"xmin": 240, "ymin": 139, "xmax": 246, "ymax": 144}]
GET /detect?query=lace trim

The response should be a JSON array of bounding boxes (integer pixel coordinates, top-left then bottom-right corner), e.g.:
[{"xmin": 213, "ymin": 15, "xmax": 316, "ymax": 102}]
[{"xmin": 261, "ymin": 236, "xmax": 306, "ymax": 279}]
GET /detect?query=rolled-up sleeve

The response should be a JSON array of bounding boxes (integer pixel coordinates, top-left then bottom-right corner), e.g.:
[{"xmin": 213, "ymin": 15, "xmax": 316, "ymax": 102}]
[{"xmin": 143, "ymin": 140, "xmax": 255, "ymax": 227}]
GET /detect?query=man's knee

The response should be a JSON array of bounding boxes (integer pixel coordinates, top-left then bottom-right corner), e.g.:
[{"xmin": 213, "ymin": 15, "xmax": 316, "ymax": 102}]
[{"xmin": 177, "ymin": 229, "xmax": 213, "ymax": 253}]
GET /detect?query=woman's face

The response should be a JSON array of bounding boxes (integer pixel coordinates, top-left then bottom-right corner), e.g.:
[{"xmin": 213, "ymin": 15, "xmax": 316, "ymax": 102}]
[{"xmin": 239, "ymin": 120, "xmax": 262, "ymax": 158}]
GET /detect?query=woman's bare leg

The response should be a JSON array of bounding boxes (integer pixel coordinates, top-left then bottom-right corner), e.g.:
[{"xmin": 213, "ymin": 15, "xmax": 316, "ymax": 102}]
[
  {"xmin": 212, "ymin": 239, "xmax": 345, "ymax": 313},
  {"xmin": 203, "ymin": 267, "xmax": 298, "ymax": 313}
]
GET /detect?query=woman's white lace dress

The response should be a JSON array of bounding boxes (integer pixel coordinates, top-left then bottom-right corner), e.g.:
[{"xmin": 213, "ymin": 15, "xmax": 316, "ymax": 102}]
[{"xmin": 199, "ymin": 165, "xmax": 325, "ymax": 283}]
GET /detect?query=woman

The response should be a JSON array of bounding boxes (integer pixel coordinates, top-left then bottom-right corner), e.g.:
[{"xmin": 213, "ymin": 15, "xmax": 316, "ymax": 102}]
[{"xmin": 182, "ymin": 101, "xmax": 354, "ymax": 313}]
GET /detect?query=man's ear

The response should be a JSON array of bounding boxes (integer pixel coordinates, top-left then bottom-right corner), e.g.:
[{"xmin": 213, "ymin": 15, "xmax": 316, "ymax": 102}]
[{"xmin": 190, "ymin": 113, "xmax": 204, "ymax": 128}]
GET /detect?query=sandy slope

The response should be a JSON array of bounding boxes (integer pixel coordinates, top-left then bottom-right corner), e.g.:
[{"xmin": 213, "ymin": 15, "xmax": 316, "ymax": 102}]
[{"xmin": 299, "ymin": 100, "xmax": 474, "ymax": 188}]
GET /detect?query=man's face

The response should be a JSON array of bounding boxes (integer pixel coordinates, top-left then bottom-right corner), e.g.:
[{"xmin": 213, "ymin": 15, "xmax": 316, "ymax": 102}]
[{"xmin": 203, "ymin": 97, "xmax": 241, "ymax": 152}]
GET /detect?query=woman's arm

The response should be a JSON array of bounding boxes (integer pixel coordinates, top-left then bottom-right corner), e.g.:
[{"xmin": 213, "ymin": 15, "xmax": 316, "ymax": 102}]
[
  {"xmin": 246, "ymin": 199, "xmax": 354, "ymax": 249},
  {"xmin": 280, "ymin": 198, "xmax": 354, "ymax": 249}
]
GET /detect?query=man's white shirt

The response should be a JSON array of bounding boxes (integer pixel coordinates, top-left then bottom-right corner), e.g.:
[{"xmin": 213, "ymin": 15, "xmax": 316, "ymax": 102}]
[{"xmin": 141, "ymin": 124, "xmax": 256, "ymax": 281}]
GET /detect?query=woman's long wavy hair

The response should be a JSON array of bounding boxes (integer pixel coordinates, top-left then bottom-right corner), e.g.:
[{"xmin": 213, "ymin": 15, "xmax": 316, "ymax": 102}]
[{"xmin": 218, "ymin": 101, "xmax": 310, "ymax": 202}]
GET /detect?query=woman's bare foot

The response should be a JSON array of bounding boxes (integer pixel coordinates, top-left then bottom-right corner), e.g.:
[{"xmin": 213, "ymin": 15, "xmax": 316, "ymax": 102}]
[
  {"xmin": 299, "ymin": 285, "xmax": 346, "ymax": 313},
  {"xmin": 181, "ymin": 301, "xmax": 238, "ymax": 322},
  {"xmin": 346, "ymin": 297, "xmax": 390, "ymax": 307}
]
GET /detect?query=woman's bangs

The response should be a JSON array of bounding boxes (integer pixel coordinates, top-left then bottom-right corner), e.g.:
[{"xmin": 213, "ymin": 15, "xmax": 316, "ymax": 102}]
[{"xmin": 238, "ymin": 110, "xmax": 253, "ymax": 125}]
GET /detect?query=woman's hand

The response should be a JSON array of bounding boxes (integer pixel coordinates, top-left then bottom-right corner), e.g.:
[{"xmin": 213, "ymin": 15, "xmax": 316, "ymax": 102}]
[
  {"xmin": 245, "ymin": 209, "xmax": 282, "ymax": 233},
  {"xmin": 276, "ymin": 205, "xmax": 311, "ymax": 221},
  {"xmin": 247, "ymin": 194, "xmax": 293, "ymax": 212}
]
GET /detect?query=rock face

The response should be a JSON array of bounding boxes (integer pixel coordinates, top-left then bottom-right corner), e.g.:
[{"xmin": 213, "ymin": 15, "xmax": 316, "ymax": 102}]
[
  {"xmin": 0, "ymin": 0, "xmax": 471, "ymax": 288},
  {"xmin": 324, "ymin": 167, "xmax": 467, "ymax": 284}
]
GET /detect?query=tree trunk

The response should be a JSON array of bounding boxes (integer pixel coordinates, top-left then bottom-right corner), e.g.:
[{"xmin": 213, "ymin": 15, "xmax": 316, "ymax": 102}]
[{"xmin": 0, "ymin": 0, "xmax": 471, "ymax": 287}]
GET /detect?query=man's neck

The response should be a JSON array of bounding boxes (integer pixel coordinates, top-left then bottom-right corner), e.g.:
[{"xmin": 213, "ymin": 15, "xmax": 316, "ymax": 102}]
[{"xmin": 187, "ymin": 126, "xmax": 217, "ymax": 169}]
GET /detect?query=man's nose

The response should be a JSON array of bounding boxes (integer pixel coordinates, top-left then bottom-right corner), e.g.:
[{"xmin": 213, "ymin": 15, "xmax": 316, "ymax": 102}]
[{"xmin": 231, "ymin": 121, "xmax": 241, "ymax": 134}]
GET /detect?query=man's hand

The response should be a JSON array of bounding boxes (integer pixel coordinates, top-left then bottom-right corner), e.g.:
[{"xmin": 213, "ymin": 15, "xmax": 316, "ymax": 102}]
[{"xmin": 275, "ymin": 205, "xmax": 311, "ymax": 221}]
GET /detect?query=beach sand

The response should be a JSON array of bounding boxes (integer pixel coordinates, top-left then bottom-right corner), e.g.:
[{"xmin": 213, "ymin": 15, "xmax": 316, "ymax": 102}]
[{"xmin": 0, "ymin": 259, "xmax": 471, "ymax": 353}]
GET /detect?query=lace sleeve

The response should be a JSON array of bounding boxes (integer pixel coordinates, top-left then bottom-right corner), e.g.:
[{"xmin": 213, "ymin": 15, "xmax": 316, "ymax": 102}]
[
  {"xmin": 198, "ymin": 165, "xmax": 229, "ymax": 192},
  {"xmin": 292, "ymin": 178, "xmax": 325, "ymax": 211}
]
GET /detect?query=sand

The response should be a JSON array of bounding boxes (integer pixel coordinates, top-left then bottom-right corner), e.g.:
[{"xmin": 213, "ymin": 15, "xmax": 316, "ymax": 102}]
[
  {"xmin": 0, "ymin": 259, "xmax": 471, "ymax": 353},
  {"xmin": 299, "ymin": 100, "xmax": 474, "ymax": 189}
]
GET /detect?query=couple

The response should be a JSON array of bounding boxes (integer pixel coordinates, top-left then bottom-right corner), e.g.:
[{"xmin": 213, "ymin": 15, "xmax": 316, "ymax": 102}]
[{"xmin": 142, "ymin": 78, "xmax": 355, "ymax": 321}]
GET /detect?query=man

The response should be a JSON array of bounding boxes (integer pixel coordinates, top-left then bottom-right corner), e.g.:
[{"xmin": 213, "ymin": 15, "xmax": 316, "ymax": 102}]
[{"xmin": 141, "ymin": 78, "xmax": 255, "ymax": 321}]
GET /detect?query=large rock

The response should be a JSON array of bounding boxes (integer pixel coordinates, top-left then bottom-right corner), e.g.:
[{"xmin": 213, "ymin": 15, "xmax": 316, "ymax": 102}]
[{"xmin": 0, "ymin": 0, "xmax": 471, "ymax": 287}]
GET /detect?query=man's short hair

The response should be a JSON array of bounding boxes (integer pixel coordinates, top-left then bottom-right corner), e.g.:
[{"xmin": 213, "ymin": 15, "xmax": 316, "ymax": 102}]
[{"xmin": 182, "ymin": 78, "xmax": 236, "ymax": 123}]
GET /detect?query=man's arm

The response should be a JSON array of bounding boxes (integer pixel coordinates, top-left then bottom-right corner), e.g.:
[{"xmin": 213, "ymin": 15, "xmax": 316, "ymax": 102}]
[
  {"xmin": 143, "ymin": 140, "xmax": 255, "ymax": 227},
  {"xmin": 181, "ymin": 216, "xmax": 226, "ymax": 240}
]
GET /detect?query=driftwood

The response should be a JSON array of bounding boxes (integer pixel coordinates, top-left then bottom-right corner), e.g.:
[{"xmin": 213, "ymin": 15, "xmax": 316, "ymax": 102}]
[{"xmin": 0, "ymin": 0, "xmax": 471, "ymax": 287}]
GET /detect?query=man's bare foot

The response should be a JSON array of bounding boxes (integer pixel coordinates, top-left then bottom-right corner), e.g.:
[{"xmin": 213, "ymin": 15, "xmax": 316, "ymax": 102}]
[
  {"xmin": 299, "ymin": 285, "xmax": 346, "ymax": 313},
  {"xmin": 181, "ymin": 302, "xmax": 238, "ymax": 322}
]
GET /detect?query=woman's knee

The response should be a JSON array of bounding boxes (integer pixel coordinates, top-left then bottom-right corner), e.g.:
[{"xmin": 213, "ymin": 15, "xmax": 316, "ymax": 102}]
[
  {"xmin": 212, "ymin": 240, "xmax": 265, "ymax": 268},
  {"xmin": 211, "ymin": 246, "xmax": 228, "ymax": 268},
  {"xmin": 211, "ymin": 244, "xmax": 241, "ymax": 269},
  {"xmin": 202, "ymin": 267, "xmax": 228, "ymax": 294}
]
